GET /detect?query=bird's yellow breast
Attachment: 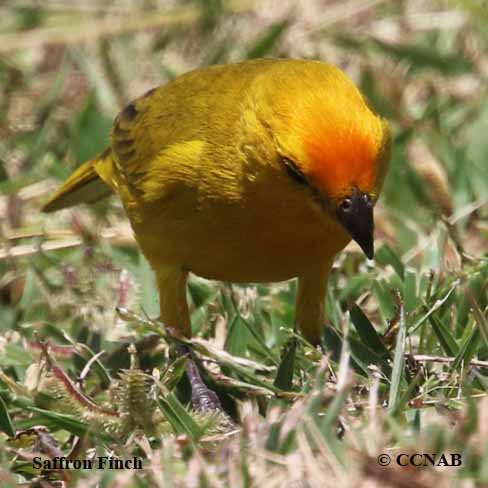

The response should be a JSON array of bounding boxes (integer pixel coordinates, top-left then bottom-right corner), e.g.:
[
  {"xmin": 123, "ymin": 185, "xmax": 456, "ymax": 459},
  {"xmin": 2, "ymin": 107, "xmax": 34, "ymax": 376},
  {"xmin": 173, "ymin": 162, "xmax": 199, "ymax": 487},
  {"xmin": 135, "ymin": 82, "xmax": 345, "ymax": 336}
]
[
  {"xmin": 129, "ymin": 149, "xmax": 350, "ymax": 283},
  {"xmin": 95, "ymin": 58, "xmax": 384, "ymax": 282}
]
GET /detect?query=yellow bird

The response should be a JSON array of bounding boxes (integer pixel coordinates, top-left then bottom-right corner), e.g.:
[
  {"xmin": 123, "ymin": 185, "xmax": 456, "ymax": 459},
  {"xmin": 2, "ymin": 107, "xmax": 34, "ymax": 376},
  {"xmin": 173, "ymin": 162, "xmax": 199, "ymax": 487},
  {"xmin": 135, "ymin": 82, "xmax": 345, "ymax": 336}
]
[{"xmin": 43, "ymin": 58, "xmax": 390, "ymax": 359}]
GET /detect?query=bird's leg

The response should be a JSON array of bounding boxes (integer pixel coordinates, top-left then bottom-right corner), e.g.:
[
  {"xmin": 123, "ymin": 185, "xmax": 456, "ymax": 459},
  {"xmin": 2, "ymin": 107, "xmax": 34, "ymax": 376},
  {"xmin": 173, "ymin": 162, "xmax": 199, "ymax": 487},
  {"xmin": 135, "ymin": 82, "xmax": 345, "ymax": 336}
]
[
  {"xmin": 157, "ymin": 268, "xmax": 192, "ymax": 337},
  {"xmin": 157, "ymin": 267, "xmax": 223, "ymax": 412},
  {"xmin": 296, "ymin": 258, "xmax": 333, "ymax": 346}
]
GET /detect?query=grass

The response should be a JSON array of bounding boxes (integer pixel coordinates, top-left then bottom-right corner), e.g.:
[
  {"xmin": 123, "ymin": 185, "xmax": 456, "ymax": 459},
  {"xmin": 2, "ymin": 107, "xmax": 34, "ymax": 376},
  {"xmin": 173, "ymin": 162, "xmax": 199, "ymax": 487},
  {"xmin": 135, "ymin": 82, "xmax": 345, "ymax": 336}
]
[{"xmin": 1, "ymin": 0, "xmax": 487, "ymax": 486}]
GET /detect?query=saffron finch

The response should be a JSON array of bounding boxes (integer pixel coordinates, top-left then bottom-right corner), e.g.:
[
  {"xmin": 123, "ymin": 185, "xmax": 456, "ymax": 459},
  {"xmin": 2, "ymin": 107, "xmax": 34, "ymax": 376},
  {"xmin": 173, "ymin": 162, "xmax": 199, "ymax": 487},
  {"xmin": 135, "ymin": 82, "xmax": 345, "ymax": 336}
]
[{"xmin": 43, "ymin": 58, "xmax": 391, "ymax": 346}]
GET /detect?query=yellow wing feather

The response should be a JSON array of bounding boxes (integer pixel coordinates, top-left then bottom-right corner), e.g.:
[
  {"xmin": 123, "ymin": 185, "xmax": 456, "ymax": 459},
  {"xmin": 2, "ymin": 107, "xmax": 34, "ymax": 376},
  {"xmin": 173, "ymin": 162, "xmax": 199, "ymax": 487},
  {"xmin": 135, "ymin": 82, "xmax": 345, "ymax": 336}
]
[{"xmin": 42, "ymin": 150, "xmax": 113, "ymax": 213}]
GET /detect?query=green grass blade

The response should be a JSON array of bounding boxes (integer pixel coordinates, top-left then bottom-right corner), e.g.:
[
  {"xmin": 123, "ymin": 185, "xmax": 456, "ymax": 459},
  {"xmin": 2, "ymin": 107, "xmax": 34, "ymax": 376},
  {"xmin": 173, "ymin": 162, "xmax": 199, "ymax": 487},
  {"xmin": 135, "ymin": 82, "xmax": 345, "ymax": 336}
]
[
  {"xmin": 245, "ymin": 18, "xmax": 290, "ymax": 59},
  {"xmin": 157, "ymin": 393, "xmax": 203, "ymax": 441},
  {"xmin": 429, "ymin": 315, "xmax": 459, "ymax": 356},
  {"xmin": 388, "ymin": 301, "xmax": 406, "ymax": 413},
  {"xmin": 273, "ymin": 338, "xmax": 297, "ymax": 391},
  {"xmin": 375, "ymin": 244, "xmax": 405, "ymax": 278},
  {"xmin": 350, "ymin": 304, "xmax": 390, "ymax": 358},
  {"xmin": 453, "ymin": 322, "xmax": 480, "ymax": 370},
  {"xmin": 0, "ymin": 395, "xmax": 15, "ymax": 437}
]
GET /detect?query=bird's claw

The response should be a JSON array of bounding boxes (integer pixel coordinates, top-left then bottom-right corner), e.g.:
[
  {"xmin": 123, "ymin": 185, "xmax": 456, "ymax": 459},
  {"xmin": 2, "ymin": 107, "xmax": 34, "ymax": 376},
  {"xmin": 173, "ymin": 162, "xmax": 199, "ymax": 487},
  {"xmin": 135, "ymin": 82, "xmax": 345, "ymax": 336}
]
[{"xmin": 185, "ymin": 357, "xmax": 224, "ymax": 412}]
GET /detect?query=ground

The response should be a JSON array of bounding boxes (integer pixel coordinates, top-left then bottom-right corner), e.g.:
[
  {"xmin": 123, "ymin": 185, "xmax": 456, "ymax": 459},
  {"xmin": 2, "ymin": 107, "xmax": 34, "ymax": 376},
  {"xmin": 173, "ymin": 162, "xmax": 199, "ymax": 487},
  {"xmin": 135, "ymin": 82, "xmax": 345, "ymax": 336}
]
[{"xmin": 0, "ymin": 1, "xmax": 487, "ymax": 486}]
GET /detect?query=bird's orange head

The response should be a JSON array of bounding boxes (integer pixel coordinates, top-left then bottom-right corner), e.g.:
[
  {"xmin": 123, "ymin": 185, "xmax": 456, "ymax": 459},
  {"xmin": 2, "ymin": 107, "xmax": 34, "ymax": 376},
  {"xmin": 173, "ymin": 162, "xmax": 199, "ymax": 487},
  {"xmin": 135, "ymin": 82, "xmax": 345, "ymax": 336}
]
[{"xmin": 257, "ymin": 60, "xmax": 391, "ymax": 258}]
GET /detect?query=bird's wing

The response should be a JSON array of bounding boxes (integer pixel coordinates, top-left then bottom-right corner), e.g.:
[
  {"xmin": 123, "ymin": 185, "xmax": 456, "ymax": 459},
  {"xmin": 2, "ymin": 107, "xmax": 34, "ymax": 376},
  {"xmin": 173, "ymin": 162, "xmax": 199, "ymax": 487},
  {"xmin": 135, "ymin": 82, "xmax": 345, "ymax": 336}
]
[
  {"xmin": 42, "ymin": 150, "xmax": 113, "ymax": 212},
  {"xmin": 107, "ymin": 60, "xmax": 279, "ymax": 210},
  {"xmin": 108, "ymin": 71, "xmax": 225, "ymax": 205}
]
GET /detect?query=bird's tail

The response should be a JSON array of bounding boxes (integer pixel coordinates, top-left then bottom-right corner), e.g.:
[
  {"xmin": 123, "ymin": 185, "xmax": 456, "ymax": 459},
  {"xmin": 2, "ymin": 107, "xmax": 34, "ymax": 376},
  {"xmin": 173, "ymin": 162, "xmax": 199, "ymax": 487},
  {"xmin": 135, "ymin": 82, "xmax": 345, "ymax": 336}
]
[{"xmin": 42, "ymin": 149, "xmax": 113, "ymax": 213}]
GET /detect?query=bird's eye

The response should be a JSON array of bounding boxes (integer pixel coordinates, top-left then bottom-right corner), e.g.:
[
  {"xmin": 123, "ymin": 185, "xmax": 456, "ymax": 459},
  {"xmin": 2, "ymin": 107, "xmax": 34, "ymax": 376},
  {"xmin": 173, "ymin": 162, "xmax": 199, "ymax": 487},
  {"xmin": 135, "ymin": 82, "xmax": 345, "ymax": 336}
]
[{"xmin": 340, "ymin": 197, "xmax": 353, "ymax": 212}]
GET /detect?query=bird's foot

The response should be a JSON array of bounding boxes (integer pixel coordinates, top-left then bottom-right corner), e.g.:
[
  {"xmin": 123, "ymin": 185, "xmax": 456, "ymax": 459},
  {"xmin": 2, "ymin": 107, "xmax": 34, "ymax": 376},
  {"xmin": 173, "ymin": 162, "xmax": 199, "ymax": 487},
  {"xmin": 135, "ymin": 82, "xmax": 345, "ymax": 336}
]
[
  {"xmin": 176, "ymin": 344, "xmax": 223, "ymax": 412},
  {"xmin": 185, "ymin": 358, "xmax": 223, "ymax": 412}
]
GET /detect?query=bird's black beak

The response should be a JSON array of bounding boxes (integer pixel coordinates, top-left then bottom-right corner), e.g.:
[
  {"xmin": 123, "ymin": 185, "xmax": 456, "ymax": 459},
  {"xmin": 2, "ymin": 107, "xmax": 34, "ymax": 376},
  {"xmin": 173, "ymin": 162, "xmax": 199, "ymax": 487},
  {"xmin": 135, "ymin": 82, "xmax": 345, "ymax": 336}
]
[{"xmin": 336, "ymin": 189, "xmax": 374, "ymax": 259}]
